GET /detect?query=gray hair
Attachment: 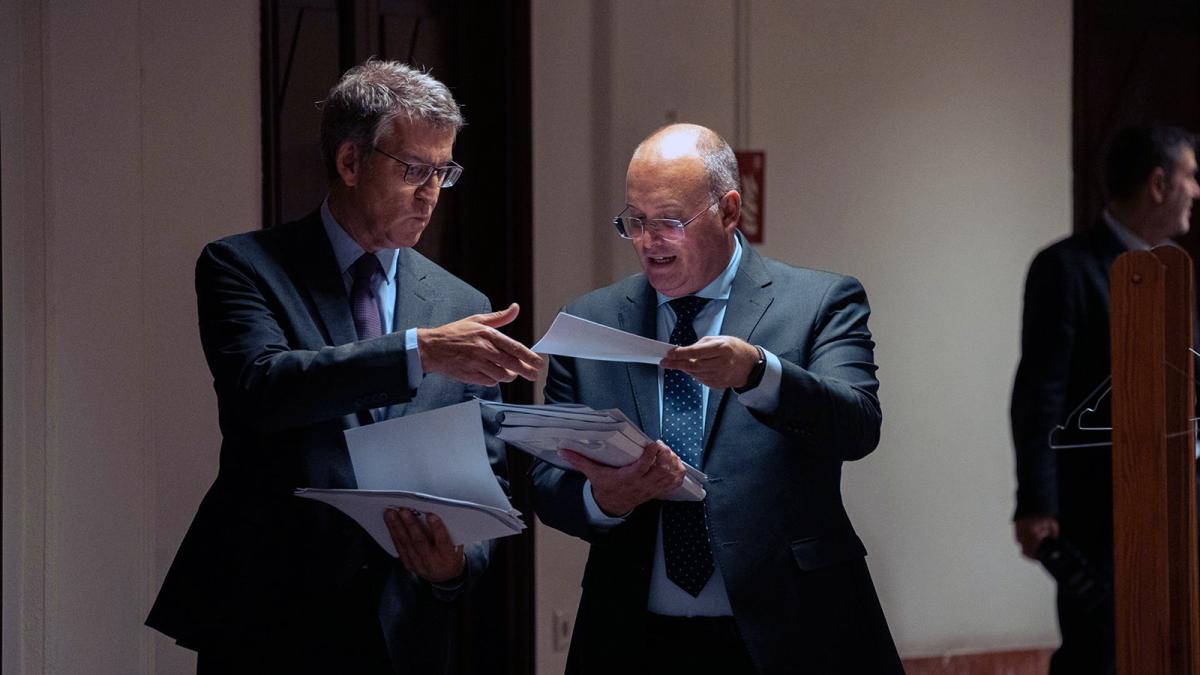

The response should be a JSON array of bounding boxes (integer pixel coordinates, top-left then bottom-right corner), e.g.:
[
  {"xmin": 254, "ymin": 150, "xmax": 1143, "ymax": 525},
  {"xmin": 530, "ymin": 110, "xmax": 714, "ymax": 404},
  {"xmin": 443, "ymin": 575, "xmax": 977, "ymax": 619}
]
[
  {"xmin": 696, "ymin": 132, "xmax": 740, "ymax": 201},
  {"xmin": 319, "ymin": 59, "xmax": 464, "ymax": 181}
]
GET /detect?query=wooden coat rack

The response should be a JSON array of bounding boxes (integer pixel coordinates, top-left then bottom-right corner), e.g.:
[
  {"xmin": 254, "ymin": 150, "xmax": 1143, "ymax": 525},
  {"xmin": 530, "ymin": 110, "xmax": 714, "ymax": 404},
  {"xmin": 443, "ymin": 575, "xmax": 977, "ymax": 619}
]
[{"xmin": 1110, "ymin": 246, "xmax": 1199, "ymax": 674}]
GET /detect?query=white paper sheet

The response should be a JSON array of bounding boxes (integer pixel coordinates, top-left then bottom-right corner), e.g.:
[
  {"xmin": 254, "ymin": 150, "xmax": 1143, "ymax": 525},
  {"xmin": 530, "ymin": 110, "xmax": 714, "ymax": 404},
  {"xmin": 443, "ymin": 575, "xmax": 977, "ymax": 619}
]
[
  {"xmin": 343, "ymin": 400, "xmax": 513, "ymax": 511},
  {"xmin": 532, "ymin": 312, "xmax": 673, "ymax": 364},
  {"xmin": 295, "ymin": 488, "xmax": 524, "ymax": 551}
]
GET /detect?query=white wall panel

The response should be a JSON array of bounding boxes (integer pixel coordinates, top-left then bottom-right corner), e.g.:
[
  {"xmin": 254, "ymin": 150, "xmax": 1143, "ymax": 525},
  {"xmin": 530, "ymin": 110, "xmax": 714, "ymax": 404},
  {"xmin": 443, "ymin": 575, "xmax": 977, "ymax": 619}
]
[
  {"xmin": 3, "ymin": 2, "xmax": 259, "ymax": 672},
  {"xmin": 748, "ymin": 1, "xmax": 1069, "ymax": 655},
  {"xmin": 42, "ymin": 2, "xmax": 150, "ymax": 670}
]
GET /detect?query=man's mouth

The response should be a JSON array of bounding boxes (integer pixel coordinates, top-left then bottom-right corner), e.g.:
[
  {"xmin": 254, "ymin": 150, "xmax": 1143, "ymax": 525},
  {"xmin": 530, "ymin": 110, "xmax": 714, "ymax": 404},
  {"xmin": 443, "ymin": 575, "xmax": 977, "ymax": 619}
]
[{"xmin": 647, "ymin": 255, "xmax": 676, "ymax": 265}]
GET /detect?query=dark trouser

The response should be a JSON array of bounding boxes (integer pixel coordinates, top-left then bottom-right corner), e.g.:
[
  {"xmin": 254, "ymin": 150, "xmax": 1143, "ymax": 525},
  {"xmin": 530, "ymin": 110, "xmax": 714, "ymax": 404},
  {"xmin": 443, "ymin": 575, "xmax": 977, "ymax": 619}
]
[
  {"xmin": 644, "ymin": 613, "xmax": 757, "ymax": 673},
  {"xmin": 1050, "ymin": 588, "xmax": 1115, "ymax": 675},
  {"xmin": 197, "ymin": 565, "xmax": 394, "ymax": 675},
  {"xmin": 1050, "ymin": 471, "xmax": 1200, "ymax": 675}
]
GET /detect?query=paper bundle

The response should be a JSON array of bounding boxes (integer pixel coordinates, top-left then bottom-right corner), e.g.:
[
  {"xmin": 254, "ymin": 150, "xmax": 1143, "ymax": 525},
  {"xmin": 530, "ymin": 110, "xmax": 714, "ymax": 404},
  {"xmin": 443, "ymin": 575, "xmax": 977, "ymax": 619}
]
[{"xmin": 481, "ymin": 400, "xmax": 707, "ymax": 501}]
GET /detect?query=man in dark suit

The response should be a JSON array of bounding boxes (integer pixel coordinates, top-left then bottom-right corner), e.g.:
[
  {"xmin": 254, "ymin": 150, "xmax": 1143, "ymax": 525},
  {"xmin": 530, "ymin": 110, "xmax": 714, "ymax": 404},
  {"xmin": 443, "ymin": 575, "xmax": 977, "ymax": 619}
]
[
  {"xmin": 531, "ymin": 123, "xmax": 901, "ymax": 673},
  {"xmin": 1011, "ymin": 125, "xmax": 1199, "ymax": 674},
  {"xmin": 146, "ymin": 60, "xmax": 543, "ymax": 674}
]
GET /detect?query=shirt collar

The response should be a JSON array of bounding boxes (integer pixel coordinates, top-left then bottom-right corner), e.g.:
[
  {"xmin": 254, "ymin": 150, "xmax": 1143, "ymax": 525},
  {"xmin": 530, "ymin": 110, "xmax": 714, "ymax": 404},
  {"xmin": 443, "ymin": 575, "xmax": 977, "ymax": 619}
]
[
  {"xmin": 320, "ymin": 198, "xmax": 399, "ymax": 285},
  {"xmin": 656, "ymin": 236, "xmax": 743, "ymax": 307},
  {"xmin": 1102, "ymin": 209, "xmax": 1156, "ymax": 251}
]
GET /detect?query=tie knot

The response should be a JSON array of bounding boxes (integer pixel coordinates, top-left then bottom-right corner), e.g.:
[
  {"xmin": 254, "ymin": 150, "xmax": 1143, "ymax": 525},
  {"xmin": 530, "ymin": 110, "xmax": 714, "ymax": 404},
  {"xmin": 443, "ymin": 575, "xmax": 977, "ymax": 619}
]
[
  {"xmin": 350, "ymin": 253, "xmax": 382, "ymax": 283},
  {"xmin": 668, "ymin": 296, "xmax": 709, "ymax": 323}
]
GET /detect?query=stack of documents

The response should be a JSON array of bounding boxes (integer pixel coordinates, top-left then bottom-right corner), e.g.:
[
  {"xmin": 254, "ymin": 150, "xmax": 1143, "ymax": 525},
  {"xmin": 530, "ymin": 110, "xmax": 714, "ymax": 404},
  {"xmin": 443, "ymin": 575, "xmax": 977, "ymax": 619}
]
[
  {"xmin": 480, "ymin": 400, "xmax": 708, "ymax": 501},
  {"xmin": 296, "ymin": 400, "xmax": 525, "ymax": 556}
]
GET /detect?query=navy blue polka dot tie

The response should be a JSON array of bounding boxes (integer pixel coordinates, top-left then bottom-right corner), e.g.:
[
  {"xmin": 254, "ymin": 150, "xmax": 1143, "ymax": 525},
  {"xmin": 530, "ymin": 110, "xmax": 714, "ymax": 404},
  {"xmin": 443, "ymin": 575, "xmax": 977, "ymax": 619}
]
[{"xmin": 662, "ymin": 295, "xmax": 714, "ymax": 597}]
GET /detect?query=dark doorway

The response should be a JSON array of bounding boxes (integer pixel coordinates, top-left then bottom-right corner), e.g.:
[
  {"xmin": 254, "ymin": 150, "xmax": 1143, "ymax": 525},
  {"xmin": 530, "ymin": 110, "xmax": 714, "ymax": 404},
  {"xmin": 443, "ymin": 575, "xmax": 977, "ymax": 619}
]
[
  {"xmin": 261, "ymin": 2, "xmax": 535, "ymax": 673},
  {"xmin": 1073, "ymin": 0, "xmax": 1200, "ymax": 249}
]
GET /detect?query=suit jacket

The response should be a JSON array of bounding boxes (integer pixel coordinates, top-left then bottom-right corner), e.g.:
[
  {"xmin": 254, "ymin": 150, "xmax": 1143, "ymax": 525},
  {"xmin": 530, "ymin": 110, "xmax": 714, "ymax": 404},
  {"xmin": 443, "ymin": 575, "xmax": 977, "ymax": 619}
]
[
  {"xmin": 146, "ymin": 211, "xmax": 505, "ymax": 673},
  {"xmin": 530, "ymin": 240, "xmax": 901, "ymax": 674},
  {"xmin": 1010, "ymin": 222, "xmax": 1127, "ymax": 559}
]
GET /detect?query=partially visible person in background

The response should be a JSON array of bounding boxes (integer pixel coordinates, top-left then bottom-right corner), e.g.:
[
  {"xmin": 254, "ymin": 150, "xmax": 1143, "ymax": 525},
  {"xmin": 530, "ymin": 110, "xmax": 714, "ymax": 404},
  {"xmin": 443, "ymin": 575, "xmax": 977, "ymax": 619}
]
[{"xmin": 1011, "ymin": 124, "xmax": 1198, "ymax": 675}]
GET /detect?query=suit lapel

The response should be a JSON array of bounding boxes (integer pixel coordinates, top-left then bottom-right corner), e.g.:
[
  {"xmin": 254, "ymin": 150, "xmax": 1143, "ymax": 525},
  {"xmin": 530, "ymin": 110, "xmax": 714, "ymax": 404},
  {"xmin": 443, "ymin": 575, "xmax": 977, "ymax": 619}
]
[
  {"xmin": 385, "ymin": 248, "xmax": 437, "ymax": 420},
  {"xmin": 619, "ymin": 282, "xmax": 661, "ymax": 438},
  {"xmin": 393, "ymin": 248, "xmax": 437, "ymax": 332},
  {"xmin": 286, "ymin": 212, "xmax": 359, "ymax": 347},
  {"xmin": 703, "ymin": 240, "xmax": 774, "ymax": 454}
]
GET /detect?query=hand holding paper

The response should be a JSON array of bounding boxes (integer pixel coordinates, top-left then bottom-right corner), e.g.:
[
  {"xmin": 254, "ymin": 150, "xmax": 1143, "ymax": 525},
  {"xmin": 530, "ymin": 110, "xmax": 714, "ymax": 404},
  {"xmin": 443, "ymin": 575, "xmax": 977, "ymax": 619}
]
[
  {"xmin": 659, "ymin": 334, "xmax": 760, "ymax": 389},
  {"xmin": 295, "ymin": 401, "xmax": 525, "ymax": 557},
  {"xmin": 560, "ymin": 439, "xmax": 687, "ymax": 516},
  {"xmin": 296, "ymin": 488, "xmax": 524, "ymax": 553},
  {"xmin": 385, "ymin": 509, "xmax": 466, "ymax": 583}
]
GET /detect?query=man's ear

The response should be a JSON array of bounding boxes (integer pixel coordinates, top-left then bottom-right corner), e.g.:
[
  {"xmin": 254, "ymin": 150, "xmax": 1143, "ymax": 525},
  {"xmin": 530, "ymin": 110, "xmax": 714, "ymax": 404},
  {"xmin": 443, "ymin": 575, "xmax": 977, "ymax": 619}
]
[
  {"xmin": 335, "ymin": 141, "xmax": 362, "ymax": 188},
  {"xmin": 1147, "ymin": 166, "xmax": 1168, "ymax": 204},
  {"xmin": 720, "ymin": 190, "xmax": 742, "ymax": 233}
]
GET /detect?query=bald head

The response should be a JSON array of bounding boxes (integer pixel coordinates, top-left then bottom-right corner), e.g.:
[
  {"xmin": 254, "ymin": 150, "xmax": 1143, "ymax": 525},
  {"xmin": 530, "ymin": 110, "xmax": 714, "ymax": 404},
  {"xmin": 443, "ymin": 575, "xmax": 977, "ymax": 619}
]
[
  {"xmin": 632, "ymin": 124, "xmax": 740, "ymax": 202},
  {"xmin": 623, "ymin": 123, "xmax": 742, "ymax": 297}
]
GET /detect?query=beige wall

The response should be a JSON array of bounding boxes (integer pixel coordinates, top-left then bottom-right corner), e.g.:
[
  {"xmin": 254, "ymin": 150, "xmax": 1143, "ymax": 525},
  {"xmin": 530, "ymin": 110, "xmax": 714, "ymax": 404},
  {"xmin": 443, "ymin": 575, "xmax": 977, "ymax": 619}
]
[
  {"xmin": 2, "ymin": 1, "xmax": 259, "ymax": 672},
  {"xmin": 532, "ymin": 1, "xmax": 1070, "ymax": 671},
  {"xmin": 749, "ymin": 3, "xmax": 1071, "ymax": 654},
  {"xmin": 529, "ymin": 3, "xmax": 600, "ymax": 671}
]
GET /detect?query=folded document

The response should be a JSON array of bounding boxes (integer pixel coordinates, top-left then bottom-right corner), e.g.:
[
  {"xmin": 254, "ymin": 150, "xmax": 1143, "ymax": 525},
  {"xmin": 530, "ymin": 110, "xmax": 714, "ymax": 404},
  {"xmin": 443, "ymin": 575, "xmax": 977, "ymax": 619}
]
[
  {"xmin": 481, "ymin": 400, "xmax": 707, "ymax": 501},
  {"xmin": 295, "ymin": 488, "xmax": 524, "ymax": 552},
  {"xmin": 295, "ymin": 400, "xmax": 525, "ymax": 555}
]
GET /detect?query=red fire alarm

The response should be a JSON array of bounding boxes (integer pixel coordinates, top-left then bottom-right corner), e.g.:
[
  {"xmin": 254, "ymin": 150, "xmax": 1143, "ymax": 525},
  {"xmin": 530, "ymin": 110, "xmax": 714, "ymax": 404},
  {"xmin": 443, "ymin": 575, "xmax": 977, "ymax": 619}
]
[{"xmin": 735, "ymin": 150, "xmax": 764, "ymax": 243}]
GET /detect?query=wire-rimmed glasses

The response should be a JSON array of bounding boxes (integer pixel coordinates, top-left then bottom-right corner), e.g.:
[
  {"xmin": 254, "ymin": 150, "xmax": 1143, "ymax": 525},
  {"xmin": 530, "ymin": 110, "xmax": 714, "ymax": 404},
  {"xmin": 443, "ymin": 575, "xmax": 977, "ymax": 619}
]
[
  {"xmin": 374, "ymin": 147, "xmax": 464, "ymax": 188},
  {"xmin": 612, "ymin": 200, "xmax": 720, "ymax": 240}
]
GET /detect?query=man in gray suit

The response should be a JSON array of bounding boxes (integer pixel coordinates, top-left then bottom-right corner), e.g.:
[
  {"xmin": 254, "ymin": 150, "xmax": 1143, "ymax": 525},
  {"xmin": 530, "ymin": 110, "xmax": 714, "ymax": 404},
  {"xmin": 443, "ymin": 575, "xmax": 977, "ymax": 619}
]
[
  {"xmin": 147, "ymin": 60, "xmax": 542, "ymax": 674},
  {"xmin": 531, "ymin": 123, "xmax": 901, "ymax": 673}
]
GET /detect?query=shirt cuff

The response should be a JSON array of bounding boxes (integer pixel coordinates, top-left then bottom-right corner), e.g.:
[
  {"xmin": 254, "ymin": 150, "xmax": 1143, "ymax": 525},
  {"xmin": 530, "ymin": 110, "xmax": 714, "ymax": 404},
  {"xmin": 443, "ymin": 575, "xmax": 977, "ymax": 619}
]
[
  {"xmin": 430, "ymin": 573, "xmax": 467, "ymax": 595},
  {"xmin": 735, "ymin": 348, "xmax": 782, "ymax": 413},
  {"xmin": 582, "ymin": 479, "xmax": 627, "ymax": 528},
  {"xmin": 405, "ymin": 328, "xmax": 423, "ymax": 391}
]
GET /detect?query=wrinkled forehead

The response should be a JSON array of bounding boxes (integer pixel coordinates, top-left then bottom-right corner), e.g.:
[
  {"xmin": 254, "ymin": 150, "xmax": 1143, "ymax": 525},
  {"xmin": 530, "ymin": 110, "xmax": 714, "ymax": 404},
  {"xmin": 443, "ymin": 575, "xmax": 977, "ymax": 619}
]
[{"xmin": 378, "ymin": 117, "xmax": 457, "ymax": 153}]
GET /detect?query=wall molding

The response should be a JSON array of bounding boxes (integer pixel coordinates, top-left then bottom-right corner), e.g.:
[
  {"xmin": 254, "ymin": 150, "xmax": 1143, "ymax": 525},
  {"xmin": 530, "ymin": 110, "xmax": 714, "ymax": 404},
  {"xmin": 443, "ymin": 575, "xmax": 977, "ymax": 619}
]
[{"xmin": 903, "ymin": 647, "xmax": 1054, "ymax": 674}]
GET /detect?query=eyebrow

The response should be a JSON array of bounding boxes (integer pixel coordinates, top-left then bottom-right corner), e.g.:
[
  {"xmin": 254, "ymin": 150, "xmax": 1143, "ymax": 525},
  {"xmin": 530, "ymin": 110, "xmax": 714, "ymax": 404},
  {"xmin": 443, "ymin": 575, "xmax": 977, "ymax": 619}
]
[{"xmin": 625, "ymin": 203, "xmax": 684, "ymax": 218}]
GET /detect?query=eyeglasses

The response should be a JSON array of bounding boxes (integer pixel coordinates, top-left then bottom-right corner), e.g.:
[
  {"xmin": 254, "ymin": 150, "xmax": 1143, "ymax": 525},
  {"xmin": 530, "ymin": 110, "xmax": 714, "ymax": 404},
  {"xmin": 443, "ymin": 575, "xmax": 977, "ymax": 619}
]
[
  {"xmin": 612, "ymin": 199, "xmax": 720, "ymax": 240},
  {"xmin": 373, "ymin": 148, "xmax": 464, "ymax": 188}
]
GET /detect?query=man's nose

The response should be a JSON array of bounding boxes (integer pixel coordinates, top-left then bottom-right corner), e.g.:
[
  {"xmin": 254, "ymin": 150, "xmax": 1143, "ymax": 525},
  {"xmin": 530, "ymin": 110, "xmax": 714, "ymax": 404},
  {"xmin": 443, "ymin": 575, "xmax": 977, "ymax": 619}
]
[
  {"xmin": 642, "ymin": 221, "xmax": 671, "ymax": 243},
  {"xmin": 415, "ymin": 179, "xmax": 441, "ymax": 200}
]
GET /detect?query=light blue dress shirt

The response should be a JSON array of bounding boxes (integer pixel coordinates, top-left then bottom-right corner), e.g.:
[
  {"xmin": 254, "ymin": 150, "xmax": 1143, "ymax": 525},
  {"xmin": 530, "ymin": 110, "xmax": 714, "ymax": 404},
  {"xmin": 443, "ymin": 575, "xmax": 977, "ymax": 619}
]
[
  {"xmin": 582, "ymin": 237, "xmax": 783, "ymax": 616},
  {"xmin": 321, "ymin": 200, "xmax": 423, "ymax": 393}
]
